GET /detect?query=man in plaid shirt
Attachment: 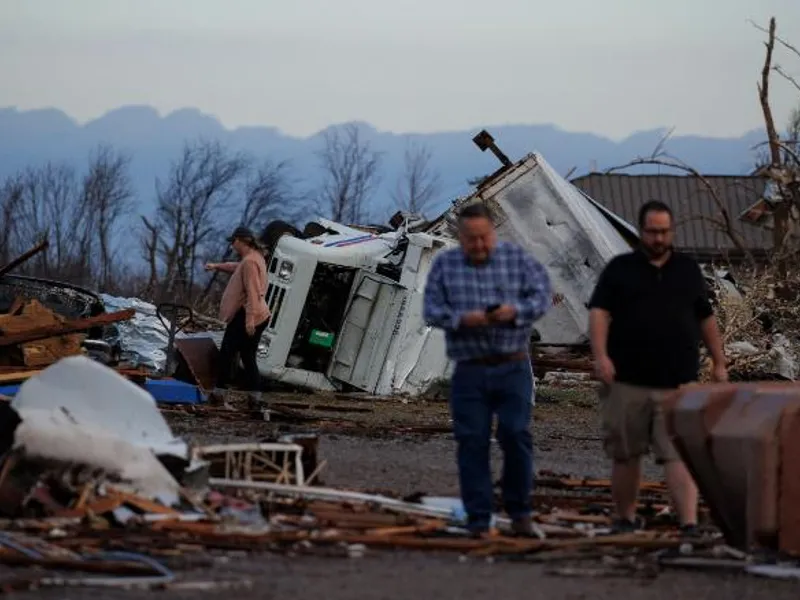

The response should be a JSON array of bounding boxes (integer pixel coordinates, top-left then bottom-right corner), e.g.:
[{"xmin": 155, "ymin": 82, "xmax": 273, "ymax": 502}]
[{"xmin": 424, "ymin": 203, "xmax": 552, "ymax": 537}]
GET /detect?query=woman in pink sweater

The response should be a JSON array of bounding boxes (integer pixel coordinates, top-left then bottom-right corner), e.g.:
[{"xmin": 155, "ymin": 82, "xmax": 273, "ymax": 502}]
[{"xmin": 204, "ymin": 226, "xmax": 270, "ymax": 404}]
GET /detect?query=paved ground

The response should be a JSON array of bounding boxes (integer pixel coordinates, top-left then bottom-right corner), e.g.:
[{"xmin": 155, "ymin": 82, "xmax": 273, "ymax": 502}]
[{"xmin": 13, "ymin": 386, "xmax": 800, "ymax": 598}]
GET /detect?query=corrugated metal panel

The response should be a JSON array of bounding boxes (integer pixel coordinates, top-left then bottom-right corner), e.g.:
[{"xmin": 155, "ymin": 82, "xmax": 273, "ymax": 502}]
[{"xmin": 571, "ymin": 174, "xmax": 772, "ymax": 253}]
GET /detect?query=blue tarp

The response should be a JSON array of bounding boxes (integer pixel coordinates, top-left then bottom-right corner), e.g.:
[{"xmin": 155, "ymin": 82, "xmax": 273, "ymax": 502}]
[{"xmin": 0, "ymin": 379, "xmax": 205, "ymax": 406}]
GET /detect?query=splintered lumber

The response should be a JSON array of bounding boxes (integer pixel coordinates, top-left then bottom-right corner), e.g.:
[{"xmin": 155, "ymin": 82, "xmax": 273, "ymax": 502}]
[
  {"xmin": 0, "ymin": 299, "xmax": 85, "ymax": 366},
  {"xmin": 0, "ymin": 370, "xmax": 41, "ymax": 383},
  {"xmin": 21, "ymin": 335, "xmax": 84, "ymax": 367},
  {"xmin": 0, "ymin": 299, "xmax": 64, "ymax": 334},
  {"xmin": 0, "ymin": 309, "xmax": 135, "ymax": 347}
]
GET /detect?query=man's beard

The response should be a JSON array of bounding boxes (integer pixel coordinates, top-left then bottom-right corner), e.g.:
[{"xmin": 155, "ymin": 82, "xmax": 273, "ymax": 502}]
[{"xmin": 642, "ymin": 242, "xmax": 671, "ymax": 259}]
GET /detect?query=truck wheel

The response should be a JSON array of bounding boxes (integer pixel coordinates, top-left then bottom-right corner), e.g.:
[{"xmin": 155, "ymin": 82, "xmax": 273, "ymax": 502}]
[{"xmin": 260, "ymin": 220, "xmax": 303, "ymax": 255}]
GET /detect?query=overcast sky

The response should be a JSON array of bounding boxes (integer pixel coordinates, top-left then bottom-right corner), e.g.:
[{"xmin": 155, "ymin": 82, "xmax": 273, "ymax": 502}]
[{"xmin": 1, "ymin": 0, "xmax": 799, "ymax": 140}]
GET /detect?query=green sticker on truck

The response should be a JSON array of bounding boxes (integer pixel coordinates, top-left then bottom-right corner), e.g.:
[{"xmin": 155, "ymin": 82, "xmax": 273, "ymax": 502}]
[{"xmin": 309, "ymin": 329, "xmax": 335, "ymax": 348}]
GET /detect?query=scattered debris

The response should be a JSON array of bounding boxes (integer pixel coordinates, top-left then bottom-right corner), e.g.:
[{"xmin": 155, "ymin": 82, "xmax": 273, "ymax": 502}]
[
  {"xmin": 0, "ymin": 296, "xmax": 133, "ymax": 373},
  {"xmin": 193, "ymin": 441, "xmax": 312, "ymax": 486},
  {"xmin": 172, "ymin": 336, "xmax": 219, "ymax": 392},
  {"xmin": 663, "ymin": 381, "xmax": 800, "ymax": 559},
  {"xmin": 704, "ymin": 265, "xmax": 800, "ymax": 381},
  {"xmin": 0, "ymin": 360, "xmax": 795, "ymax": 589}
]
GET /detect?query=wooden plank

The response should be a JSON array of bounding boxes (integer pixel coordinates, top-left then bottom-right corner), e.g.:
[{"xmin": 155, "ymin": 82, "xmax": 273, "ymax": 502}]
[
  {"xmin": 110, "ymin": 491, "xmax": 180, "ymax": 516},
  {"xmin": 0, "ymin": 300, "xmax": 63, "ymax": 334},
  {"xmin": 0, "ymin": 309, "xmax": 135, "ymax": 347},
  {"xmin": 52, "ymin": 496, "xmax": 125, "ymax": 518},
  {"xmin": 0, "ymin": 370, "xmax": 41, "ymax": 383},
  {"xmin": 6, "ymin": 297, "xmax": 25, "ymax": 316},
  {"xmin": 21, "ymin": 333, "xmax": 84, "ymax": 367}
]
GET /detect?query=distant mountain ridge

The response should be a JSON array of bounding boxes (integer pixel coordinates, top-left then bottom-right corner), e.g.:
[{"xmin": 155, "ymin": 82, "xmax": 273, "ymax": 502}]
[{"xmin": 0, "ymin": 105, "xmax": 767, "ymax": 221}]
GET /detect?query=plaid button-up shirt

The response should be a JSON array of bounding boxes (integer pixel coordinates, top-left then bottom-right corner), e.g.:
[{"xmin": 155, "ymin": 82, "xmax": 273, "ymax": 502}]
[{"xmin": 423, "ymin": 241, "xmax": 552, "ymax": 362}]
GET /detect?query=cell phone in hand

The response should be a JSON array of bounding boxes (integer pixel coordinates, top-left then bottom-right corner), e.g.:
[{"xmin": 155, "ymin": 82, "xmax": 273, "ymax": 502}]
[{"xmin": 486, "ymin": 304, "xmax": 501, "ymax": 314}]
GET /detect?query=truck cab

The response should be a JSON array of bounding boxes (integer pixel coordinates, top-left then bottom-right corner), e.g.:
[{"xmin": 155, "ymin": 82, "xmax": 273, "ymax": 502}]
[{"xmin": 256, "ymin": 218, "xmax": 455, "ymax": 396}]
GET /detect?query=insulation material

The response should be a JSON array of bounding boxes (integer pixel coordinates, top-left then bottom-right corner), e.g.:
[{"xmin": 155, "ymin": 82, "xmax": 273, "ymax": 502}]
[
  {"xmin": 11, "ymin": 355, "xmax": 188, "ymax": 459},
  {"xmin": 7, "ymin": 356, "xmax": 189, "ymax": 504},
  {"xmin": 12, "ymin": 409, "xmax": 181, "ymax": 504}
]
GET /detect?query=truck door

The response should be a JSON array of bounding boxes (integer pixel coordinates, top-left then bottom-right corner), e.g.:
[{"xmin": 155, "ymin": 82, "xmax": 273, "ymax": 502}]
[{"xmin": 328, "ymin": 272, "xmax": 407, "ymax": 392}]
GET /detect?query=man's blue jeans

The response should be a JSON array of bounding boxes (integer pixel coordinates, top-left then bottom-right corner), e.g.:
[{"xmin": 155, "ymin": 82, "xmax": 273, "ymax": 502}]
[{"xmin": 449, "ymin": 357, "xmax": 534, "ymax": 531}]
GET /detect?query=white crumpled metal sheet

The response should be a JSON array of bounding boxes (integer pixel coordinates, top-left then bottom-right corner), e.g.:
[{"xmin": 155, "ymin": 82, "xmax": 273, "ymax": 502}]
[
  {"xmin": 12, "ymin": 355, "xmax": 188, "ymax": 459},
  {"xmin": 101, "ymin": 293, "xmax": 172, "ymax": 372},
  {"xmin": 428, "ymin": 153, "xmax": 634, "ymax": 345},
  {"xmin": 10, "ymin": 356, "xmax": 188, "ymax": 503}
]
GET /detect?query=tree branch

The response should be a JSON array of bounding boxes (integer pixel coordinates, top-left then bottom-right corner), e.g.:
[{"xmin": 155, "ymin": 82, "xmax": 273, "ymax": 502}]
[
  {"xmin": 773, "ymin": 65, "xmax": 800, "ymax": 93},
  {"xmin": 749, "ymin": 18, "xmax": 800, "ymax": 60},
  {"xmin": 605, "ymin": 154, "xmax": 750, "ymax": 257}
]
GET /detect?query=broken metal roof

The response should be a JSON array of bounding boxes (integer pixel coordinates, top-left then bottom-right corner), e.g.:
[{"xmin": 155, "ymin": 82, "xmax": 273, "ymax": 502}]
[{"xmin": 571, "ymin": 173, "xmax": 772, "ymax": 254}]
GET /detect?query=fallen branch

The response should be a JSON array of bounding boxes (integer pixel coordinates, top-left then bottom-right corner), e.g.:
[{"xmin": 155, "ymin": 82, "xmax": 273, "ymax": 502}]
[{"xmin": 0, "ymin": 240, "xmax": 49, "ymax": 279}]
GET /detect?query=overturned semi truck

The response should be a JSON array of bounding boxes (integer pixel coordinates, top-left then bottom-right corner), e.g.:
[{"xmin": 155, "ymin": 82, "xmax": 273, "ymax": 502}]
[{"xmin": 196, "ymin": 138, "xmax": 638, "ymax": 397}]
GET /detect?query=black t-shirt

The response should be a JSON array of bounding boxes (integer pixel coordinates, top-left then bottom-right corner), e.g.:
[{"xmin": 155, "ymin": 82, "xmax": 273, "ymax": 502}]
[{"xmin": 588, "ymin": 250, "xmax": 713, "ymax": 389}]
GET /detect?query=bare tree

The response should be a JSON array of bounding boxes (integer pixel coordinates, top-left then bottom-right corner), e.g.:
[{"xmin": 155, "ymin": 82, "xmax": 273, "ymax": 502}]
[
  {"xmin": 0, "ymin": 174, "xmax": 24, "ymax": 265},
  {"xmin": 603, "ymin": 15, "xmax": 800, "ymax": 267},
  {"xmin": 0, "ymin": 151, "xmax": 134, "ymax": 288},
  {"xmin": 198, "ymin": 158, "xmax": 300, "ymax": 306},
  {"xmin": 82, "ymin": 145, "xmax": 134, "ymax": 291},
  {"xmin": 317, "ymin": 124, "xmax": 382, "ymax": 224},
  {"xmin": 785, "ymin": 106, "xmax": 800, "ymax": 158},
  {"xmin": 241, "ymin": 159, "xmax": 296, "ymax": 227},
  {"xmin": 11, "ymin": 163, "xmax": 93, "ymax": 281},
  {"xmin": 392, "ymin": 139, "xmax": 442, "ymax": 217},
  {"xmin": 140, "ymin": 215, "xmax": 160, "ymax": 298},
  {"xmin": 143, "ymin": 139, "xmax": 247, "ymax": 301},
  {"xmin": 748, "ymin": 17, "xmax": 800, "ymax": 269}
]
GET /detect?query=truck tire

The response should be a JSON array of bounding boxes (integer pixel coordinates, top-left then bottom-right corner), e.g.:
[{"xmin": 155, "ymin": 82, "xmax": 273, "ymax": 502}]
[{"xmin": 260, "ymin": 220, "xmax": 304, "ymax": 255}]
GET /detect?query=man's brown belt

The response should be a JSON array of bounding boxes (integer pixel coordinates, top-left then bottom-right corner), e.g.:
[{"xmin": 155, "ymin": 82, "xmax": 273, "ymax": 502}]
[{"xmin": 463, "ymin": 351, "xmax": 528, "ymax": 366}]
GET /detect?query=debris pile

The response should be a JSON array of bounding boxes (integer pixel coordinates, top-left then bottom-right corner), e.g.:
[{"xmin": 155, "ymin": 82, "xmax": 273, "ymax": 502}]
[
  {"xmin": 0, "ymin": 239, "xmax": 138, "ymax": 383},
  {"xmin": 0, "ymin": 359, "xmax": 794, "ymax": 589},
  {"xmin": 0, "ymin": 463, "xmax": 771, "ymax": 590},
  {"xmin": 704, "ymin": 266, "xmax": 800, "ymax": 381},
  {"xmin": 0, "ymin": 297, "xmax": 133, "ymax": 373}
]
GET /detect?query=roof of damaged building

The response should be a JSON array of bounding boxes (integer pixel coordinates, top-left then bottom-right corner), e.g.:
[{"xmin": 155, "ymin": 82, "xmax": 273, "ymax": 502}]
[{"xmin": 571, "ymin": 173, "xmax": 773, "ymax": 258}]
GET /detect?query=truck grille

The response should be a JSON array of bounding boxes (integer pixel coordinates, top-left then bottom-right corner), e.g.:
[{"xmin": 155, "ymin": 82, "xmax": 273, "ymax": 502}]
[{"xmin": 266, "ymin": 283, "xmax": 286, "ymax": 330}]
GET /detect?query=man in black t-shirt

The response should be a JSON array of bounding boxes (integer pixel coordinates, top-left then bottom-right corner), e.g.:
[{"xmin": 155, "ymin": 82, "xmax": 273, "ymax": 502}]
[{"xmin": 588, "ymin": 200, "xmax": 728, "ymax": 535}]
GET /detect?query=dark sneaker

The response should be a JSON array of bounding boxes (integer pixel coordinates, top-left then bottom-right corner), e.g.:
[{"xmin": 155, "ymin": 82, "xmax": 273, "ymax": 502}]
[
  {"xmin": 610, "ymin": 516, "xmax": 645, "ymax": 534},
  {"xmin": 207, "ymin": 388, "xmax": 226, "ymax": 405},
  {"xmin": 468, "ymin": 527, "xmax": 497, "ymax": 539},
  {"xmin": 247, "ymin": 391, "xmax": 263, "ymax": 409},
  {"xmin": 510, "ymin": 516, "xmax": 537, "ymax": 537},
  {"xmin": 466, "ymin": 518, "xmax": 492, "ymax": 539},
  {"xmin": 679, "ymin": 523, "xmax": 701, "ymax": 538}
]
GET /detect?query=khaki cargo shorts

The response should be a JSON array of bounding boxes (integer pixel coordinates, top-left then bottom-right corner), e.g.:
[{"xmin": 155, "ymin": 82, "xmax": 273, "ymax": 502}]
[{"xmin": 599, "ymin": 382, "xmax": 679, "ymax": 464}]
